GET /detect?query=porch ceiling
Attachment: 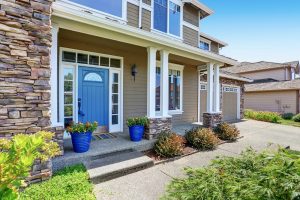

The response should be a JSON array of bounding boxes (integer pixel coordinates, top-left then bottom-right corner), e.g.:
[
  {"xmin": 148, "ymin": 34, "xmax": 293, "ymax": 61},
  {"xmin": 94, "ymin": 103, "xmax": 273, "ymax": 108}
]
[
  {"xmin": 59, "ymin": 29, "xmax": 207, "ymax": 68},
  {"xmin": 52, "ymin": 15, "xmax": 237, "ymax": 66}
]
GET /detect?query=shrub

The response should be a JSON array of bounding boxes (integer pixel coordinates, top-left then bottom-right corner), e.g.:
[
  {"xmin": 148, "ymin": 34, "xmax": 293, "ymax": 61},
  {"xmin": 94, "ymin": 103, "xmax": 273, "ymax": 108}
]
[
  {"xmin": 244, "ymin": 109, "xmax": 282, "ymax": 123},
  {"xmin": 214, "ymin": 122, "xmax": 240, "ymax": 141},
  {"xmin": 293, "ymin": 113, "xmax": 300, "ymax": 122},
  {"xmin": 126, "ymin": 116, "xmax": 149, "ymax": 127},
  {"xmin": 162, "ymin": 148, "xmax": 300, "ymax": 200},
  {"xmin": 20, "ymin": 164, "xmax": 95, "ymax": 200},
  {"xmin": 185, "ymin": 128, "xmax": 219, "ymax": 150},
  {"xmin": 154, "ymin": 132, "xmax": 186, "ymax": 158},
  {"xmin": 282, "ymin": 113, "xmax": 295, "ymax": 120},
  {"xmin": 0, "ymin": 131, "xmax": 60, "ymax": 200}
]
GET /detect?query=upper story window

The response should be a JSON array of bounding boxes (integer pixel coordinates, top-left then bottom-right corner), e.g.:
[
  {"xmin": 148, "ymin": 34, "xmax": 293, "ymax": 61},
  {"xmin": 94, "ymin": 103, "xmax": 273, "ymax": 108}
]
[
  {"xmin": 154, "ymin": 0, "xmax": 182, "ymax": 37},
  {"xmin": 69, "ymin": 0, "xmax": 123, "ymax": 18},
  {"xmin": 200, "ymin": 41, "xmax": 210, "ymax": 51}
]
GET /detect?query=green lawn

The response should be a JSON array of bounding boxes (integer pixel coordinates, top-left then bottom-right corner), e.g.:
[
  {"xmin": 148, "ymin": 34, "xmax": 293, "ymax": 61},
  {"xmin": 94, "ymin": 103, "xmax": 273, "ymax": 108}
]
[
  {"xmin": 20, "ymin": 164, "xmax": 95, "ymax": 200},
  {"xmin": 279, "ymin": 119, "xmax": 300, "ymax": 127}
]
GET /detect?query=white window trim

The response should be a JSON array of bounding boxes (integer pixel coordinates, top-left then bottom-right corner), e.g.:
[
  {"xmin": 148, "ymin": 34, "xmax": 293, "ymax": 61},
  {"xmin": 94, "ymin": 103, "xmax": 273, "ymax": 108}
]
[
  {"xmin": 182, "ymin": 21, "xmax": 199, "ymax": 31},
  {"xmin": 151, "ymin": 0, "xmax": 184, "ymax": 40},
  {"xmin": 156, "ymin": 61, "xmax": 184, "ymax": 115},
  {"xmin": 59, "ymin": 0, "xmax": 127, "ymax": 24},
  {"xmin": 59, "ymin": 47, "xmax": 124, "ymax": 133},
  {"xmin": 199, "ymin": 37, "xmax": 211, "ymax": 51}
]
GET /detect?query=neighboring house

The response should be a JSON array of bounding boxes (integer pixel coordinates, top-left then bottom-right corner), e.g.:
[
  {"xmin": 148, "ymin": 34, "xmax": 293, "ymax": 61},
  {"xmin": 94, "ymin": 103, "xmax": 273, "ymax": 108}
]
[
  {"xmin": 224, "ymin": 61, "xmax": 300, "ymax": 114},
  {"xmin": 0, "ymin": 0, "xmax": 250, "ymax": 182}
]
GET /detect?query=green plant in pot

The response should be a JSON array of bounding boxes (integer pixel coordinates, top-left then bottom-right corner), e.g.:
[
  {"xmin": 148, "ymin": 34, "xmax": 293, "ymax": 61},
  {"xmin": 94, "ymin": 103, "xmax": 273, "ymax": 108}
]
[
  {"xmin": 66, "ymin": 121, "xmax": 98, "ymax": 153},
  {"xmin": 126, "ymin": 117, "xmax": 149, "ymax": 142}
]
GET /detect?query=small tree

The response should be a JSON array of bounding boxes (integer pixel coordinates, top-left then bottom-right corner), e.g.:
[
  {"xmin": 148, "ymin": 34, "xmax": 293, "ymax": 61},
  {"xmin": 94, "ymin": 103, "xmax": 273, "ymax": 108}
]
[{"xmin": 0, "ymin": 131, "xmax": 61, "ymax": 199}]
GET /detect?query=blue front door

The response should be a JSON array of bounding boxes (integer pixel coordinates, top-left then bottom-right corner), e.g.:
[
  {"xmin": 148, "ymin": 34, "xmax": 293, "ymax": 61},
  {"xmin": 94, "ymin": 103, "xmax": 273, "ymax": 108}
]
[{"xmin": 78, "ymin": 67, "xmax": 109, "ymax": 130}]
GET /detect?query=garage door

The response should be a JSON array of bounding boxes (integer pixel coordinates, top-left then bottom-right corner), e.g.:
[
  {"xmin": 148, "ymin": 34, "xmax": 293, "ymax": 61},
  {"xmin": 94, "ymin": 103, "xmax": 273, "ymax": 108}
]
[{"xmin": 223, "ymin": 86, "xmax": 239, "ymax": 122}]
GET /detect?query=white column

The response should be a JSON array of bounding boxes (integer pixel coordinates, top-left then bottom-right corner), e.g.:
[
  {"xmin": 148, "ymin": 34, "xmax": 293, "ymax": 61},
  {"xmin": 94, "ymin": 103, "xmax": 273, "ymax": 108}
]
[
  {"xmin": 50, "ymin": 24, "xmax": 59, "ymax": 127},
  {"xmin": 147, "ymin": 47, "xmax": 157, "ymax": 118},
  {"xmin": 213, "ymin": 64, "xmax": 220, "ymax": 112},
  {"xmin": 206, "ymin": 63, "xmax": 214, "ymax": 113},
  {"xmin": 160, "ymin": 50, "xmax": 170, "ymax": 117}
]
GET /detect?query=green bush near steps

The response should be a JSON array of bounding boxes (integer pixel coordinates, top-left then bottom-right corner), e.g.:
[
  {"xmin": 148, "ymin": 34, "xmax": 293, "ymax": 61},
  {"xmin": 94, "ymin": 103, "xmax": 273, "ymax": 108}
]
[
  {"xmin": 162, "ymin": 148, "xmax": 300, "ymax": 200},
  {"xmin": 20, "ymin": 164, "xmax": 95, "ymax": 200},
  {"xmin": 244, "ymin": 109, "xmax": 282, "ymax": 123}
]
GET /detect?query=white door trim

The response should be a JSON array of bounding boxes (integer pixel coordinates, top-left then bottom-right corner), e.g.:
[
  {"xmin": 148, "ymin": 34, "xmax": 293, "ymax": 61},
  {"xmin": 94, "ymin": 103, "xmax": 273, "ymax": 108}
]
[{"xmin": 58, "ymin": 47, "xmax": 124, "ymax": 133}]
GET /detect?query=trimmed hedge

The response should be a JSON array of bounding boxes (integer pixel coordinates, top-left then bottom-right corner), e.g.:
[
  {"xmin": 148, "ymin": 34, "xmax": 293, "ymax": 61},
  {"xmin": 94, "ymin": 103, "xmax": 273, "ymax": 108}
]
[
  {"xmin": 244, "ymin": 109, "xmax": 282, "ymax": 123},
  {"xmin": 282, "ymin": 113, "xmax": 295, "ymax": 120}
]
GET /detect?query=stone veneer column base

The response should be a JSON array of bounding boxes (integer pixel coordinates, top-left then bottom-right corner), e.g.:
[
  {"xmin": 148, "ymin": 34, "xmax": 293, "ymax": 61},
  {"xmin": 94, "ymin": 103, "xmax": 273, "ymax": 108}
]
[
  {"xmin": 26, "ymin": 126, "xmax": 64, "ymax": 184},
  {"xmin": 203, "ymin": 112, "xmax": 223, "ymax": 128},
  {"xmin": 145, "ymin": 117, "xmax": 172, "ymax": 140}
]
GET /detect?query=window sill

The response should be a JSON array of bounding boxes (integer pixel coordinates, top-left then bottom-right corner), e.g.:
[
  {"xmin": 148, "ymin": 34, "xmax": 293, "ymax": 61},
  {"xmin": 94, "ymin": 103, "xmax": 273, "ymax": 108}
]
[
  {"xmin": 168, "ymin": 110, "xmax": 184, "ymax": 115},
  {"xmin": 151, "ymin": 29, "xmax": 183, "ymax": 42}
]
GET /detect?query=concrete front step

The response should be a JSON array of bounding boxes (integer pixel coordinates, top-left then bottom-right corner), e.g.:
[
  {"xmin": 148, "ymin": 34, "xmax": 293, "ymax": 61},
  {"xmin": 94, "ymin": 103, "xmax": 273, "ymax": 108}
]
[{"xmin": 84, "ymin": 150, "xmax": 154, "ymax": 184}]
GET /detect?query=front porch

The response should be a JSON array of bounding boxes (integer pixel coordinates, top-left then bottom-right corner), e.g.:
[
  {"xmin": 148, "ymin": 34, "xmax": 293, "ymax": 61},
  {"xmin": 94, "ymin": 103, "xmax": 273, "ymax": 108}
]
[{"xmin": 52, "ymin": 123, "xmax": 200, "ymax": 171}]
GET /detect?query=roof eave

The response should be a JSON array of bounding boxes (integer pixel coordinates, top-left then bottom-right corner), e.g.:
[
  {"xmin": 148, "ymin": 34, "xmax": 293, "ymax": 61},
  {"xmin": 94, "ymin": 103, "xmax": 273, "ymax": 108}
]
[{"xmin": 182, "ymin": 0, "xmax": 214, "ymax": 17}]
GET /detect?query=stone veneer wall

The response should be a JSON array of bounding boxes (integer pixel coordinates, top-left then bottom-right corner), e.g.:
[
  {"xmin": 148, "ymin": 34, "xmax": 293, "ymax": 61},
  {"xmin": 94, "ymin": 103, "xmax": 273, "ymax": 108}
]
[
  {"xmin": 203, "ymin": 112, "xmax": 222, "ymax": 128},
  {"xmin": 145, "ymin": 117, "xmax": 172, "ymax": 140},
  {"xmin": 0, "ymin": 0, "xmax": 64, "ymax": 183},
  {"xmin": 200, "ymin": 75, "xmax": 246, "ymax": 119}
]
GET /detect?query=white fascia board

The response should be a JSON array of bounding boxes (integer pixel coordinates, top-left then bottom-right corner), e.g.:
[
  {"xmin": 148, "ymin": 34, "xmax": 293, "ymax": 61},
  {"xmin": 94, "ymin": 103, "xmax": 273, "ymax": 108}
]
[
  {"xmin": 182, "ymin": 0, "xmax": 214, "ymax": 16},
  {"xmin": 200, "ymin": 32, "xmax": 228, "ymax": 47},
  {"xmin": 220, "ymin": 73, "xmax": 253, "ymax": 83},
  {"xmin": 52, "ymin": 1, "xmax": 237, "ymax": 66}
]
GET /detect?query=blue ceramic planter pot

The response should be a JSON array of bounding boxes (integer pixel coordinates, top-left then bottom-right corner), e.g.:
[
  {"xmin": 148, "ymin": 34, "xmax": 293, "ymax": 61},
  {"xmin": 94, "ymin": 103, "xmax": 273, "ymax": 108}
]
[
  {"xmin": 129, "ymin": 125, "xmax": 145, "ymax": 142},
  {"xmin": 70, "ymin": 131, "xmax": 92, "ymax": 153}
]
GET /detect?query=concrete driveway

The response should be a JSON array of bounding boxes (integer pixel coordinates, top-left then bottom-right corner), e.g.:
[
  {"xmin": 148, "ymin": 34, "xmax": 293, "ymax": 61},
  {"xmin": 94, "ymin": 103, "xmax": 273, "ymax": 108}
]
[{"xmin": 93, "ymin": 120, "xmax": 300, "ymax": 200}]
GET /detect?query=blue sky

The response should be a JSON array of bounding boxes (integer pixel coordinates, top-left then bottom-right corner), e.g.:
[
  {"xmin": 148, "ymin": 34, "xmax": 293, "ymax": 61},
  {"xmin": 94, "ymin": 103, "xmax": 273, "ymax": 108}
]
[{"xmin": 200, "ymin": 0, "xmax": 300, "ymax": 62}]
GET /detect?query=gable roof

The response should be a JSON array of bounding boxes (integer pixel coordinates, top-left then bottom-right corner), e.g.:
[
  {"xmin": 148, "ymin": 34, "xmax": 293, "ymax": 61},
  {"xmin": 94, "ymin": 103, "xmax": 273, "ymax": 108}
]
[
  {"xmin": 245, "ymin": 79, "xmax": 300, "ymax": 92},
  {"xmin": 223, "ymin": 61, "xmax": 299, "ymax": 74}
]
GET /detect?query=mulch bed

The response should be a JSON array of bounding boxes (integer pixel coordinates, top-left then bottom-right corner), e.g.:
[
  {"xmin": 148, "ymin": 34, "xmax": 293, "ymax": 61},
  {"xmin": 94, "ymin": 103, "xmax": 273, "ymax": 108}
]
[{"xmin": 144, "ymin": 135, "xmax": 244, "ymax": 165}]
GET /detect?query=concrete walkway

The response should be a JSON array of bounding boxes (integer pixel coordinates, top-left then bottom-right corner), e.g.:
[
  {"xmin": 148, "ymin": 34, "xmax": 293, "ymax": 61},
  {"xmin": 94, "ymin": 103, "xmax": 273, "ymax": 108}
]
[{"xmin": 93, "ymin": 120, "xmax": 300, "ymax": 200}]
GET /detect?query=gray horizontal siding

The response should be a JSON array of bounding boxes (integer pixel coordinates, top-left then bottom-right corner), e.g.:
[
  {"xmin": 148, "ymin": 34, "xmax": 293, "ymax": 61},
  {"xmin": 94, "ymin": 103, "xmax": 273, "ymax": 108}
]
[
  {"xmin": 142, "ymin": 0, "xmax": 151, "ymax": 5},
  {"xmin": 127, "ymin": 2, "xmax": 139, "ymax": 28},
  {"xmin": 210, "ymin": 41, "xmax": 219, "ymax": 54},
  {"xmin": 183, "ymin": 26, "xmax": 199, "ymax": 47},
  {"xmin": 183, "ymin": 4, "xmax": 199, "ymax": 27},
  {"xmin": 142, "ymin": 9, "xmax": 151, "ymax": 31}
]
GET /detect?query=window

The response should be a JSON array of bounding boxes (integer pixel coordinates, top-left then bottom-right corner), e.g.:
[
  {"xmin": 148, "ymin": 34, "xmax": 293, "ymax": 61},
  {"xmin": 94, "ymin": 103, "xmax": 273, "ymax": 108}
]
[
  {"xmin": 154, "ymin": 0, "xmax": 181, "ymax": 37},
  {"xmin": 62, "ymin": 51, "xmax": 121, "ymax": 68},
  {"xmin": 169, "ymin": 69, "xmax": 181, "ymax": 110},
  {"xmin": 63, "ymin": 68, "xmax": 75, "ymax": 127},
  {"xmin": 84, "ymin": 72, "xmax": 103, "ymax": 82},
  {"xmin": 111, "ymin": 72, "xmax": 120, "ymax": 125},
  {"xmin": 155, "ymin": 65, "xmax": 183, "ymax": 113},
  {"xmin": 200, "ymin": 41, "xmax": 210, "ymax": 51},
  {"xmin": 69, "ymin": 0, "xmax": 123, "ymax": 18}
]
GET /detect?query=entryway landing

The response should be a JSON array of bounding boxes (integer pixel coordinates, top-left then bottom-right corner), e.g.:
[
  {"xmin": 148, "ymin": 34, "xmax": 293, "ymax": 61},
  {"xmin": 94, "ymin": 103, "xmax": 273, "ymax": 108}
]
[{"xmin": 52, "ymin": 132, "xmax": 156, "ymax": 172}]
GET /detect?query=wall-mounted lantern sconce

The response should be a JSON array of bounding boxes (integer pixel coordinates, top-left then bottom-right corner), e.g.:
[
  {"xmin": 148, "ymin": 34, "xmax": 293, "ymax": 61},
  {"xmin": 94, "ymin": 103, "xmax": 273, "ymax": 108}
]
[{"xmin": 131, "ymin": 64, "xmax": 138, "ymax": 82}]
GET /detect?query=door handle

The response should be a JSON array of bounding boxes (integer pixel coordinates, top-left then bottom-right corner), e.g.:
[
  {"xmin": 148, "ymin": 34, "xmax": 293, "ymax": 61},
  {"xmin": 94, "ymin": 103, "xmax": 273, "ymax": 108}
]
[{"xmin": 78, "ymin": 98, "xmax": 85, "ymax": 117}]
